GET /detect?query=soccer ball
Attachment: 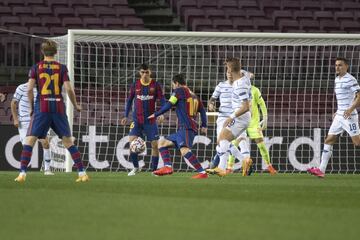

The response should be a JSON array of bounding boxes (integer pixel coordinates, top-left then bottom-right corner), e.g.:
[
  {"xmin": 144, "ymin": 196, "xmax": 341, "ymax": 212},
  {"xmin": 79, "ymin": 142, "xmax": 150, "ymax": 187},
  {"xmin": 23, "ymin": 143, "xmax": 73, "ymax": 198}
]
[{"xmin": 129, "ymin": 137, "xmax": 146, "ymax": 154}]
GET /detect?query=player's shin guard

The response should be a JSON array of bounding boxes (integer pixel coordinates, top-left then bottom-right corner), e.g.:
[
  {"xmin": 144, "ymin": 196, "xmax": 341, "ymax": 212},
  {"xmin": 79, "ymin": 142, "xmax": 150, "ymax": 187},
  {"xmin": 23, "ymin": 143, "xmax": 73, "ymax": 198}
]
[
  {"xmin": 130, "ymin": 152, "xmax": 139, "ymax": 168},
  {"xmin": 218, "ymin": 140, "xmax": 231, "ymax": 170},
  {"xmin": 159, "ymin": 147, "xmax": 171, "ymax": 166},
  {"xmin": 319, "ymin": 144, "xmax": 333, "ymax": 173},
  {"xmin": 67, "ymin": 145, "xmax": 84, "ymax": 172},
  {"xmin": 151, "ymin": 156, "xmax": 159, "ymax": 171},
  {"xmin": 20, "ymin": 145, "xmax": 33, "ymax": 173},
  {"xmin": 257, "ymin": 142, "xmax": 270, "ymax": 165},
  {"xmin": 184, "ymin": 151, "xmax": 204, "ymax": 173}
]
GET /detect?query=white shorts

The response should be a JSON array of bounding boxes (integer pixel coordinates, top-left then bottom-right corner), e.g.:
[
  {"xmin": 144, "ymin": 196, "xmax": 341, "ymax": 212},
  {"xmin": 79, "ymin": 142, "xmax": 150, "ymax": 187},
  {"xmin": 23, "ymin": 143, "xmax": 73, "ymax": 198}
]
[
  {"xmin": 328, "ymin": 113, "xmax": 360, "ymax": 137},
  {"xmin": 225, "ymin": 112, "xmax": 251, "ymax": 138},
  {"xmin": 18, "ymin": 121, "xmax": 30, "ymax": 145},
  {"xmin": 216, "ymin": 116, "xmax": 228, "ymax": 139}
]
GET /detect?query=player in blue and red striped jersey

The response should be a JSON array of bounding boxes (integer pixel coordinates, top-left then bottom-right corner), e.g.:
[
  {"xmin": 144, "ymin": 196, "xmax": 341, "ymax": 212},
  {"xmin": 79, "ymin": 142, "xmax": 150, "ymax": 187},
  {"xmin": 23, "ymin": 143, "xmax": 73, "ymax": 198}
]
[
  {"xmin": 148, "ymin": 73, "xmax": 208, "ymax": 179},
  {"xmin": 14, "ymin": 40, "xmax": 89, "ymax": 183},
  {"xmin": 120, "ymin": 64, "xmax": 166, "ymax": 176}
]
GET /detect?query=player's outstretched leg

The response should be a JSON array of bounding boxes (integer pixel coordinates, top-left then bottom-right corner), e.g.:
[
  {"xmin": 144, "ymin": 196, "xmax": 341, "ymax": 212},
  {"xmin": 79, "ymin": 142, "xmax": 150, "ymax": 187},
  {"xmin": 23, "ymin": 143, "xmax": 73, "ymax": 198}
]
[
  {"xmin": 256, "ymin": 140, "xmax": 276, "ymax": 175},
  {"xmin": 181, "ymin": 150, "xmax": 207, "ymax": 179}
]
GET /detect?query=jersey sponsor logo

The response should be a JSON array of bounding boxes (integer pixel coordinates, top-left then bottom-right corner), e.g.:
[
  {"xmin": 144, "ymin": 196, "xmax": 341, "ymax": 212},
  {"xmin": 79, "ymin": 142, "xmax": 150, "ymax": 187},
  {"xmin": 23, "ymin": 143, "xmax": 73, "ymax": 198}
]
[
  {"xmin": 136, "ymin": 95, "xmax": 154, "ymax": 101},
  {"xmin": 149, "ymin": 87, "xmax": 155, "ymax": 94},
  {"xmin": 44, "ymin": 97, "xmax": 61, "ymax": 102}
]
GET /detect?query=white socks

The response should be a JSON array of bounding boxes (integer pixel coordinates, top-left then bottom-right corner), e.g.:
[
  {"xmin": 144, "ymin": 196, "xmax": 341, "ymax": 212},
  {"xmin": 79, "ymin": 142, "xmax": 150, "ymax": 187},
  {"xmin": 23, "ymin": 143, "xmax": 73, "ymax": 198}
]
[
  {"xmin": 319, "ymin": 144, "xmax": 333, "ymax": 173},
  {"xmin": 43, "ymin": 148, "xmax": 51, "ymax": 171}
]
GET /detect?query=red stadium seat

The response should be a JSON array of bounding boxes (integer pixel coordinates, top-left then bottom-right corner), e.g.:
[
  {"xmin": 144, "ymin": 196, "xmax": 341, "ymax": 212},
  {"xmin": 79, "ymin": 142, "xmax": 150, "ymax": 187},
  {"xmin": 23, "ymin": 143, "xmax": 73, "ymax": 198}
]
[
  {"xmin": 29, "ymin": 26, "xmax": 50, "ymax": 35},
  {"xmin": 116, "ymin": 7, "xmax": 136, "ymax": 17},
  {"xmin": 20, "ymin": 16, "xmax": 42, "ymax": 26},
  {"xmin": 272, "ymin": 10, "xmax": 292, "ymax": 23},
  {"xmin": 122, "ymin": 17, "xmax": 144, "ymax": 28},
  {"xmin": 32, "ymin": 6, "xmax": 52, "ymax": 16},
  {"xmin": 54, "ymin": 7, "xmax": 75, "ymax": 18},
  {"xmin": 108, "ymin": 0, "xmax": 128, "ymax": 7},
  {"xmin": 12, "ymin": 6, "xmax": 33, "ymax": 16},
  {"xmin": 217, "ymin": 0, "xmax": 238, "ymax": 10},
  {"xmin": 95, "ymin": 7, "xmax": 117, "ymax": 17},
  {"xmin": 238, "ymin": 1, "xmax": 258, "ymax": 10},
  {"xmin": 205, "ymin": 9, "xmax": 225, "ymax": 20},
  {"xmin": 313, "ymin": 11, "xmax": 333, "ymax": 21},
  {"xmin": 0, "ymin": 6, "xmax": 12, "ymax": 16},
  {"xmin": 293, "ymin": 10, "xmax": 313, "ymax": 20},
  {"xmin": 183, "ymin": 8, "xmax": 205, "ymax": 26},
  {"xmin": 75, "ymin": 7, "xmax": 97, "ymax": 17},
  {"xmin": 191, "ymin": 18, "xmax": 212, "ymax": 31},
  {"xmin": 334, "ymin": 11, "xmax": 354, "ymax": 21},
  {"xmin": 62, "ymin": 17, "xmax": 83, "ymax": 28},
  {"xmin": 320, "ymin": 20, "xmax": 340, "ymax": 31},
  {"xmin": 281, "ymin": 0, "xmax": 301, "ymax": 10},
  {"xmin": 83, "ymin": 17, "xmax": 103, "ymax": 29},
  {"xmin": 41, "ymin": 16, "xmax": 62, "ymax": 27}
]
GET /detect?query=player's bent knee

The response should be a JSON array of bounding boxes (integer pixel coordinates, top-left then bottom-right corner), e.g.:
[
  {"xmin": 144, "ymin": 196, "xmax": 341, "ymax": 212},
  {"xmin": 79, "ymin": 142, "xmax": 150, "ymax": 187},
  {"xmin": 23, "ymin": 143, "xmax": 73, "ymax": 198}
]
[
  {"xmin": 39, "ymin": 139, "xmax": 49, "ymax": 149},
  {"xmin": 62, "ymin": 137, "xmax": 74, "ymax": 148},
  {"xmin": 180, "ymin": 147, "xmax": 190, "ymax": 156}
]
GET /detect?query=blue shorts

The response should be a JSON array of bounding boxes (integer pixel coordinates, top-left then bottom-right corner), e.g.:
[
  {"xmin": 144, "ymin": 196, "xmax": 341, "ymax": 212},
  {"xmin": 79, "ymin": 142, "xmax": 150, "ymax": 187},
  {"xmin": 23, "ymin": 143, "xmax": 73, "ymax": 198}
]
[
  {"xmin": 129, "ymin": 122, "xmax": 159, "ymax": 141},
  {"xmin": 166, "ymin": 129, "xmax": 196, "ymax": 149},
  {"xmin": 27, "ymin": 112, "xmax": 71, "ymax": 139}
]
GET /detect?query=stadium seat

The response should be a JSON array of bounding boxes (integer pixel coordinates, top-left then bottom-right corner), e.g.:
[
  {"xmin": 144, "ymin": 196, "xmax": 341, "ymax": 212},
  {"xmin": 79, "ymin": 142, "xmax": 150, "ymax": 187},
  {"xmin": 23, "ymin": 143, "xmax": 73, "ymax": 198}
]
[
  {"xmin": 116, "ymin": 7, "xmax": 136, "ymax": 17},
  {"xmin": 313, "ymin": 11, "xmax": 333, "ymax": 21},
  {"xmin": 29, "ymin": 26, "xmax": 50, "ymax": 35},
  {"xmin": 191, "ymin": 18, "xmax": 212, "ymax": 31},
  {"xmin": 21, "ymin": 16, "xmax": 42, "ymax": 26},
  {"xmin": 321, "ymin": 1, "xmax": 341, "ymax": 11},
  {"xmin": 354, "ymin": 11, "xmax": 360, "ymax": 20},
  {"xmin": 233, "ymin": 18, "xmax": 254, "ymax": 31},
  {"xmin": 25, "ymin": 0, "xmax": 44, "ymax": 6},
  {"xmin": 217, "ymin": 0, "xmax": 238, "ymax": 10},
  {"xmin": 334, "ymin": 11, "xmax": 354, "ymax": 21},
  {"xmin": 205, "ymin": 9, "xmax": 226, "ymax": 20},
  {"xmin": 1, "ymin": 16, "xmax": 21, "ymax": 26},
  {"xmin": 95, "ymin": 7, "xmax": 117, "ymax": 17},
  {"xmin": 281, "ymin": 0, "xmax": 301, "ymax": 10},
  {"xmin": 7, "ymin": 25, "xmax": 28, "ymax": 33},
  {"xmin": 258, "ymin": 0, "xmax": 281, "ymax": 12},
  {"xmin": 277, "ymin": 19, "xmax": 299, "ymax": 32},
  {"xmin": 293, "ymin": 10, "xmax": 314, "ymax": 20},
  {"xmin": 0, "ymin": 6, "xmax": 12, "ymax": 16},
  {"xmin": 300, "ymin": 20, "xmax": 320, "ymax": 31},
  {"xmin": 213, "ymin": 19, "xmax": 234, "ymax": 30},
  {"xmin": 108, "ymin": 0, "xmax": 128, "ymax": 7},
  {"xmin": 54, "ymin": 7, "xmax": 75, "ymax": 18},
  {"xmin": 69, "ymin": 0, "xmax": 89, "ymax": 8},
  {"xmin": 3, "ymin": 0, "xmax": 25, "ymax": 7},
  {"xmin": 238, "ymin": 0, "xmax": 258, "ymax": 10},
  {"xmin": 341, "ymin": 20, "xmax": 360, "ymax": 32},
  {"xmin": 320, "ymin": 20, "xmax": 340, "ymax": 31},
  {"xmin": 91, "ymin": 0, "xmax": 111, "ymax": 7},
  {"xmin": 272, "ymin": 10, "xmax": 292, "ymax": 23},
  {"xmin": 254, "ymin": 19, "xmax": 275, "ymax": 31},
  {"xmin": 122, "ymin": 17, "xmax": 144, "ymax": 28},
  {"xmin": 225, "ymin": 9, "xmax": 247, "ymax": 19},
  {"xmin": 75, "ymin": 7, "xmax": 97, "ymax": 17},
  {"xmin": 62, "ymin": 17, "xmax": 83, "ymax": 28},
  {"xmin": 41, "ymin": 16, "xmax": 62, "ymax": 27},
  {"xmin": 246, "ymin": 9, "xmax": 266, "ymax": 19},
  {"xmin": 103, "ymin": 17, "xmax": 123, "ymax": 28},
  {"xmin": 301, "ymin": 1, "xmax": 322, "ymax": 11},
  {"xmin": 47, "ymin": 0, "xmax": 69, "ymax": 8},
  {"xmin": 197, "ymin": 0, "xmax": 217, "ymax": 9},
  {"xmin": 12, "ymin": 6, "xmax": 33, "ymax": 16},
  {"xmin": 50, "ymin": 26, "xmax": 67, "ymax": 35},
  {"xmin": 32, "ymin": 6, "xmax": 52, "ymax": 16},
  {"xmin": 342, "ymin": 1, "xmax": 360, "ymax": 11},
  {"xmin": 177, "ymin": 0, "xmax": 197, "ymax": 15},
  {"xmin": 183, "ymin": 8, "xmax": 205, "ymax": 26}
]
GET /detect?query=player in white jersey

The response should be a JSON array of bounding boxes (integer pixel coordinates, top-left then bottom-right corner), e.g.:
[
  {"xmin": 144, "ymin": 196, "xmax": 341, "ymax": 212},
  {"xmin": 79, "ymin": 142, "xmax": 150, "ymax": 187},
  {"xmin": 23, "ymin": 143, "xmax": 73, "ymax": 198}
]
[
  {"xmin": 308, "ymin": 57, "xmax": 360, "ymax": 178},
  {"xmin": 207, "ymin": 69, "xmax": 253, "ymax": 172},
  {"xmin": 11, "ymin": 83, "xmax": 54, "ymax": 175},
  {"xmin": 210, "ymin": 57, "xmax": 253, "ymax": 177}
]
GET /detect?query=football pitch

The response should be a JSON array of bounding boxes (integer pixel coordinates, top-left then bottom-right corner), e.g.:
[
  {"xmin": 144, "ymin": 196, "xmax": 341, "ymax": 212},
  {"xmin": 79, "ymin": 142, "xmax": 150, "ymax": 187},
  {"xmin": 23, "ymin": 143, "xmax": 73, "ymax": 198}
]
[{"xmin": 0, "ymin": 171, "xmax": 359, "ymax": 240}]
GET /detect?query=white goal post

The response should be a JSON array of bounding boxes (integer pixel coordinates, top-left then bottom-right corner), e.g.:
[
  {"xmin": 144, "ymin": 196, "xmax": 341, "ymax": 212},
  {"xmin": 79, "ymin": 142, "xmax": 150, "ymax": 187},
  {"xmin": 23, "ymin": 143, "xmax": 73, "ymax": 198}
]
[{"xmin": 51, "ymin": 30, "xmax": 360, "ymax": 174}]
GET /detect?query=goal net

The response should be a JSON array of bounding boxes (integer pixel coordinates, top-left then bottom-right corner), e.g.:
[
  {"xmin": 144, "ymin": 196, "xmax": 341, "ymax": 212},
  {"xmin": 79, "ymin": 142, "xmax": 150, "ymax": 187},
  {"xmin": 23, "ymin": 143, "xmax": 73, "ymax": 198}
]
[{"xmin": 51, "ymin": 30, "xmax": 360, "ymax": 174}]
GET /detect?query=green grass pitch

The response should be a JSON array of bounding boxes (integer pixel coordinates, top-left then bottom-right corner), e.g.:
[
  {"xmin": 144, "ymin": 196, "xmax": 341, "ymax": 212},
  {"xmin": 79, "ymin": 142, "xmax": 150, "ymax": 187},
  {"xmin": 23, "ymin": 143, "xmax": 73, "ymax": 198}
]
[{"xmin": 0, "ymin": 171, "xmax": 359, "ymax": 240}]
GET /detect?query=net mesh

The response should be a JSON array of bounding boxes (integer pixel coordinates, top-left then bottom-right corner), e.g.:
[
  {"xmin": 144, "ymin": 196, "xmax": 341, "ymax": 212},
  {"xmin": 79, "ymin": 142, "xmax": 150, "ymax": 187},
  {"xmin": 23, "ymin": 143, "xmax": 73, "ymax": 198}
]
[{"xmin": 51, "ymin": 31, "xmax": 360, "ymax": 173}]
